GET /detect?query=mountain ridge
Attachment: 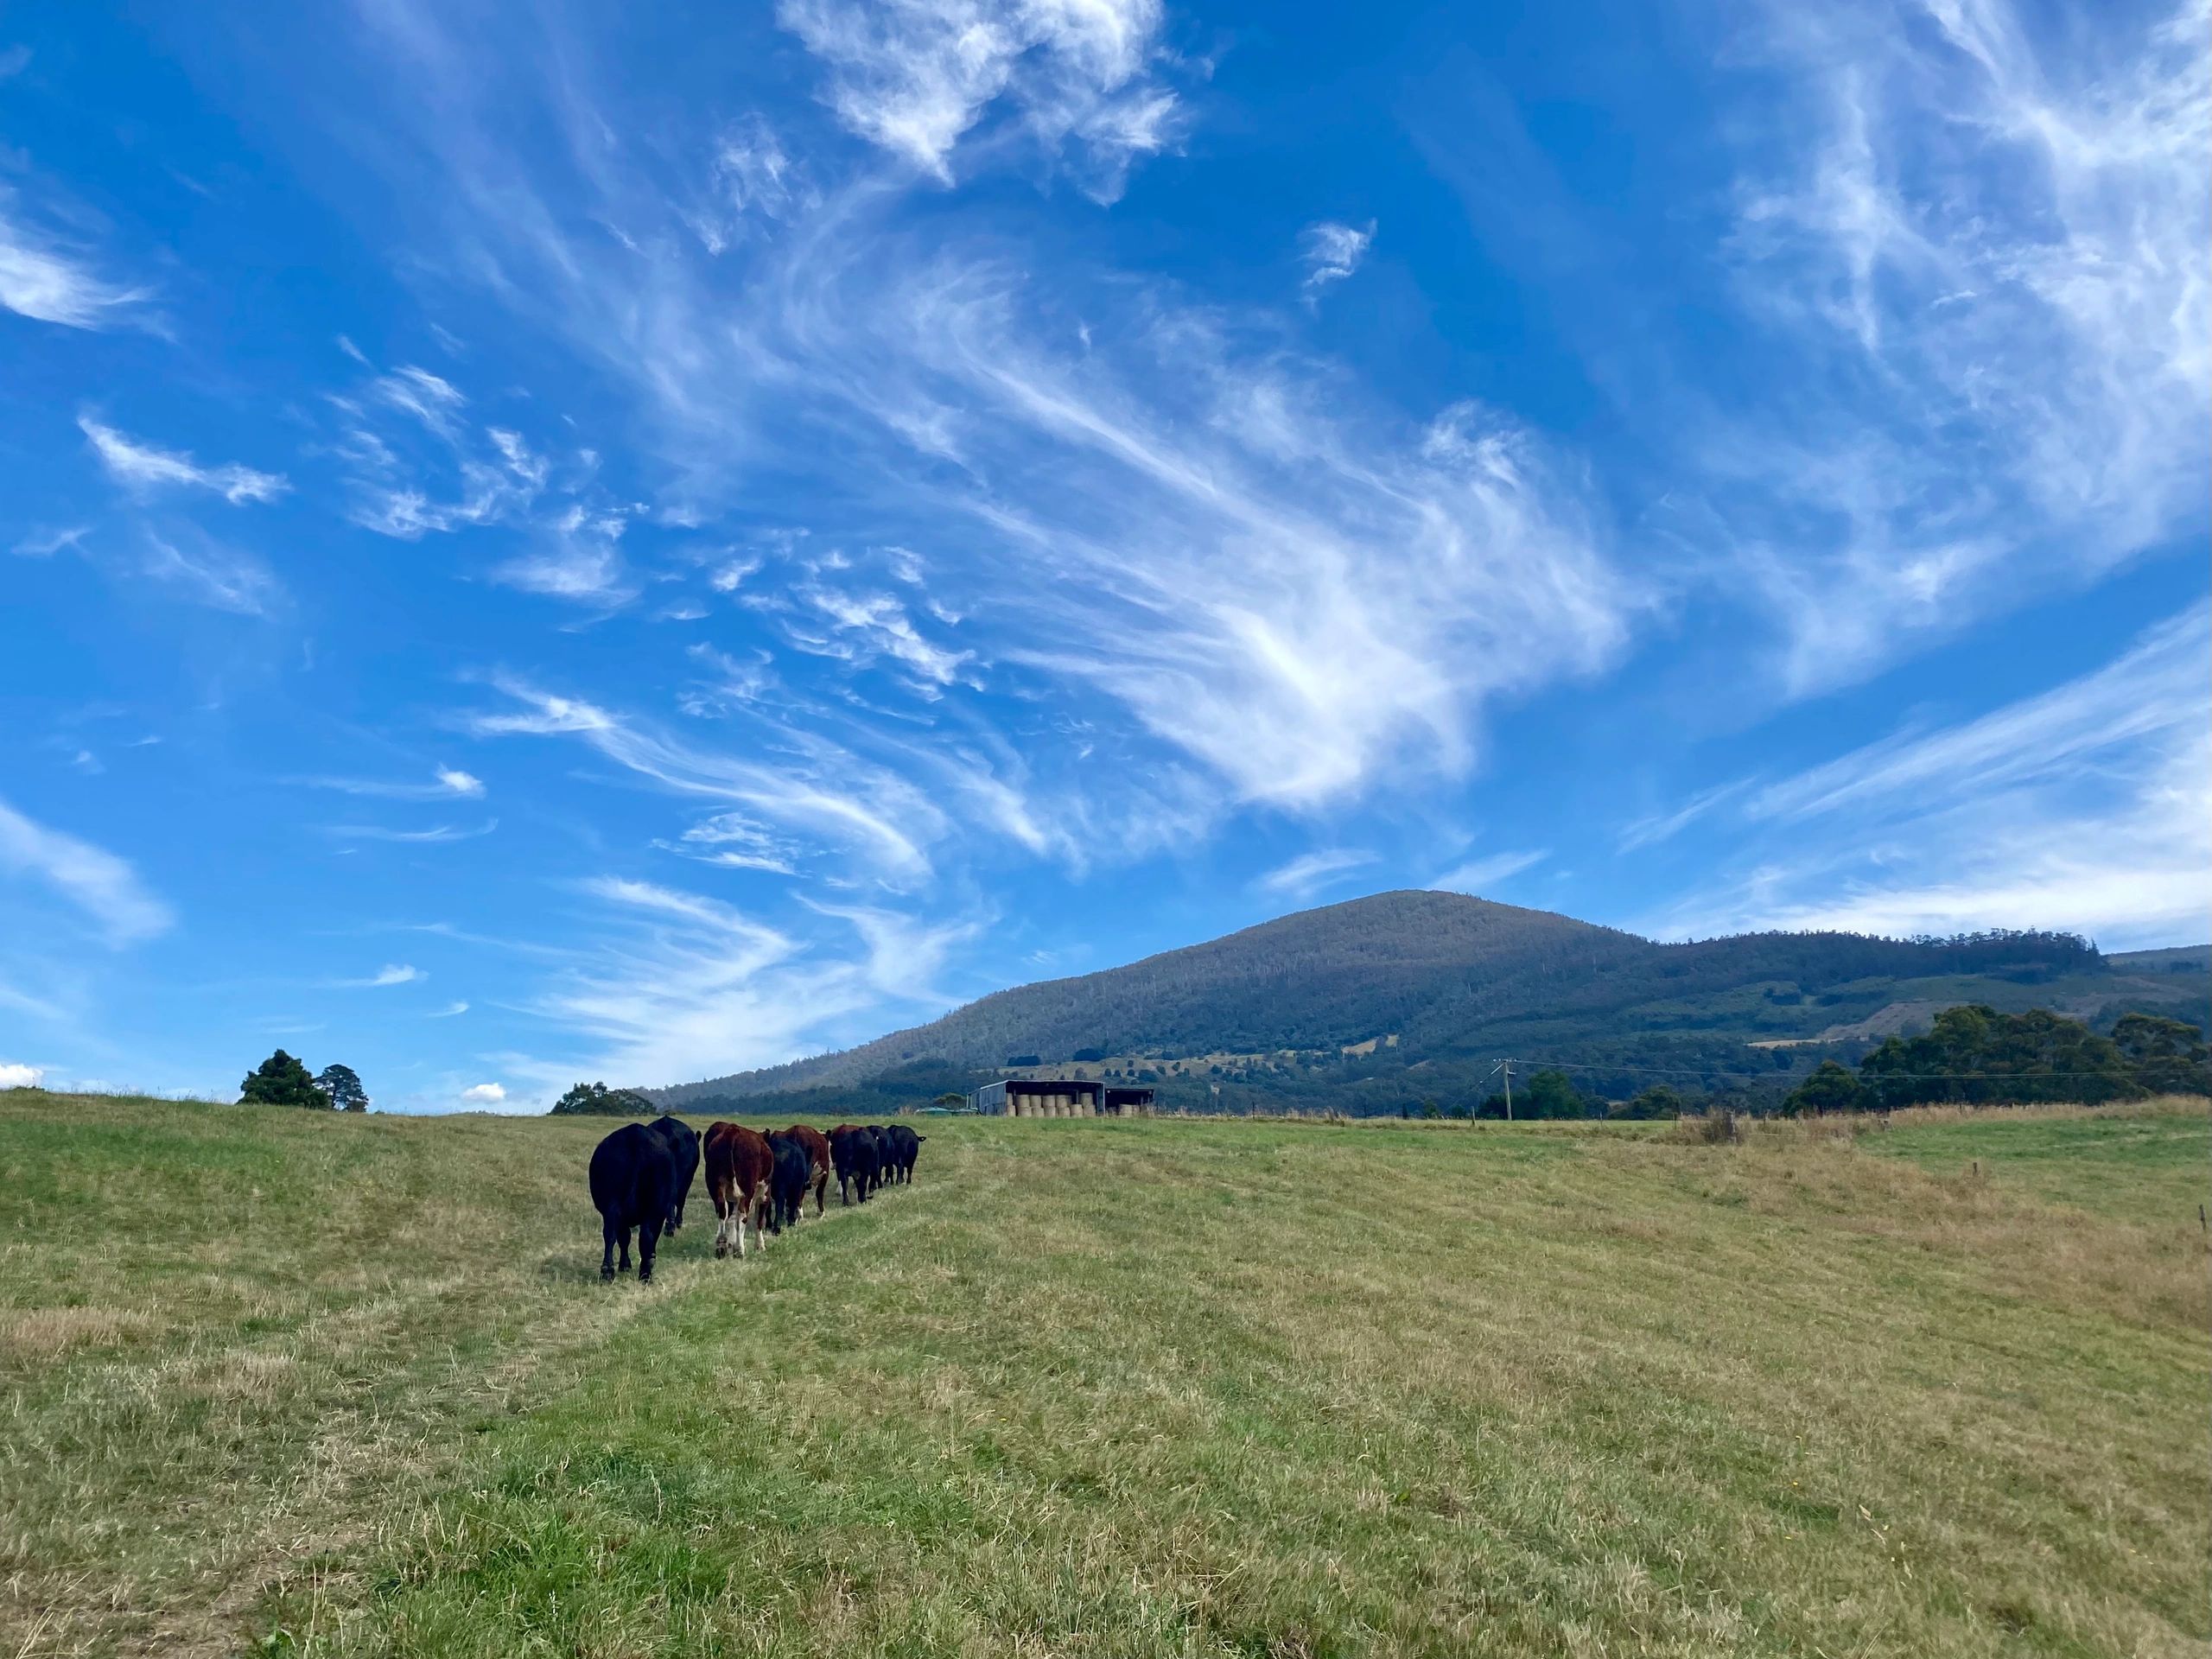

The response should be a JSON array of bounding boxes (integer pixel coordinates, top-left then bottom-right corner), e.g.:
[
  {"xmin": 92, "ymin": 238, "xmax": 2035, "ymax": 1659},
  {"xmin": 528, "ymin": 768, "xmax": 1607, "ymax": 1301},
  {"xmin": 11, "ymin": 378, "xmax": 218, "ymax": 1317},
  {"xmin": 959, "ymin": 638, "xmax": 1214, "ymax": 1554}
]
[{"xmin": 647, "ymin": 890, "xmax": 2209, "ymax": 1114}]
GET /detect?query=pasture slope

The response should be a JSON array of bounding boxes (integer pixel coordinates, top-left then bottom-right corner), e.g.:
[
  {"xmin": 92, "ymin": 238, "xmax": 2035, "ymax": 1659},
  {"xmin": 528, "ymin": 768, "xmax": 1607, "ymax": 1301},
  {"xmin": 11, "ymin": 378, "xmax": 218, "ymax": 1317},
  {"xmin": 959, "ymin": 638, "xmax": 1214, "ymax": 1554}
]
[{"xmin": 1, "ymin": 1092, "xmax": 2205, "ymax": 1658}]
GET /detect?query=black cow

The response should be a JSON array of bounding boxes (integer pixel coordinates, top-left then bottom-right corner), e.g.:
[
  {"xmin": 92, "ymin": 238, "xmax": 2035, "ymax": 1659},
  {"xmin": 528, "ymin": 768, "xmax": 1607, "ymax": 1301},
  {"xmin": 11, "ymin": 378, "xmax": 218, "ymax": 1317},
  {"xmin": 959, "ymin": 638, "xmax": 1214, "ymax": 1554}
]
[
  {"xmin": 645, "ymin": 1115, "xmax": 700, "ymax": 1232},
  {"xmin": 830, "ymin": 1124, "xmax": 880, "ymax": 1205},
  {"xmin": 884, "ymin": 1123, "xmax": 924, "ymax": 1184},
  {"xmin": 588, "ymin": 1122, "xmax": 677, "ymax": 1284},
  {"xmin": 864, "ymin": 1125, "xmax": 894, "ymax": 1194},
  {"xmin": 764, "ymin": 1131, "xmax": 812, "ymax": 1234}
]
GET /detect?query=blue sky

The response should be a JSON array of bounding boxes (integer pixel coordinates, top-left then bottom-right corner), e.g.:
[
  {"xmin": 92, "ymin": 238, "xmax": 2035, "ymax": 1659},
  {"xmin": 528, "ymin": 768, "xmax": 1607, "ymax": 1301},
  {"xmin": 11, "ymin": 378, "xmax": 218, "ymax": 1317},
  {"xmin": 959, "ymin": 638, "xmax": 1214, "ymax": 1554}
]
[{"xmin": 1, "ymin": 0, "xmax": 2204, "ymax": 1110}]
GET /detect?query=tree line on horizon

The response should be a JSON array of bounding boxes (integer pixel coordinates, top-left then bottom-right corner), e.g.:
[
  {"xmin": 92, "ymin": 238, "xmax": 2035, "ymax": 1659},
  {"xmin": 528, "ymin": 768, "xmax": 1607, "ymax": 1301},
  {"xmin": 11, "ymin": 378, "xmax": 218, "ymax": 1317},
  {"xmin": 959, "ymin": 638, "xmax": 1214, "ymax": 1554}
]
[
  {"xmin": 1777, "ymin": 1007, "xmax": 2209, "ymax": 1116},
  {"xmin": 547, "ymin": 1080, "xmax": 658, "ymax": 1116},
  {"xmin": 237, "ymin": 1050, "xmax": 368, "ymax": 1110}
]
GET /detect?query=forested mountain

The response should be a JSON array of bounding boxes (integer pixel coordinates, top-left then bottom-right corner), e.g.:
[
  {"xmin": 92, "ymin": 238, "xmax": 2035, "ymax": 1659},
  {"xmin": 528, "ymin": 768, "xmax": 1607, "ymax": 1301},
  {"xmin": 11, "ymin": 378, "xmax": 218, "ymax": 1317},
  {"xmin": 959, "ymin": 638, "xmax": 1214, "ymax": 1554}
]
[{"xmin": 648, "ymin": 892, "xmax": 2209, "ymax": 1116}]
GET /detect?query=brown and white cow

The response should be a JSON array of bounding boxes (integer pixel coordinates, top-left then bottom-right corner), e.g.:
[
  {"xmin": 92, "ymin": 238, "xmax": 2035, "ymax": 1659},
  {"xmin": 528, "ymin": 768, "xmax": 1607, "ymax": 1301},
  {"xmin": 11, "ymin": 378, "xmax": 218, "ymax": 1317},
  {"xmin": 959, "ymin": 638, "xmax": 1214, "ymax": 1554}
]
[
  {"xmin": 704, "ymin": 1121, "xmax": 774, "ymax": 1258},
  {"xmin": 782, "ymin": 1124, "xmax": 832, "ymax": 1218}
]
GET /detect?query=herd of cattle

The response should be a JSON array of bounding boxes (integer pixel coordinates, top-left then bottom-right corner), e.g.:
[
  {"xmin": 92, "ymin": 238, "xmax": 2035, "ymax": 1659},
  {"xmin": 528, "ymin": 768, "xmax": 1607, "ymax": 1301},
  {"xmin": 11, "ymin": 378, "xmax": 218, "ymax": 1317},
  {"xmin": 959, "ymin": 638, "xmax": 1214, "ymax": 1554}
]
[{"xmin": 587, "ymin": 1114, "xmax": 925, "ymax": 1283}]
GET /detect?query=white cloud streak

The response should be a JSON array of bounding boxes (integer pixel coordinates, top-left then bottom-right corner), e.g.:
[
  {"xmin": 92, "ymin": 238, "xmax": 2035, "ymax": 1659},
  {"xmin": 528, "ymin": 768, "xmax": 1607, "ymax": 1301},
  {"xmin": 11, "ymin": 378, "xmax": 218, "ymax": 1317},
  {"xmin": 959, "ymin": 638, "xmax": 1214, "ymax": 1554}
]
[
  {"xmin": 1257, "ymin": 848, "xmax": 1376, "ymax": 898},
  {"xmin": 524, "ymin": 876, "xmax": 972, "ymax": 1089},
  {"xmin": 80, "ymin": 419, "xmax": 288, "ymax": 504},
  {"xmin": 1649, "ymin": 604, "xmax": 2212, "ymax": 948},
  {"xmin": 302, "ymin": 768, "xmax": 486, "ymax": 800},
  {"xmin": 0, "ymin": 796, "xmax": 174, "ymax": 943},
  {"xmin": 1300, "ymin": 219, "xmax": 1373, "ymax": 297},
  {"xmin": 342, "ymin": 963, "xmax": 424, "ymax": 988},
  {"xmin": 331, "ymin": 13, "xmax": 1631, "ymax": 832},
  {"xmin": 467, "ymin": 679, "xmax": 940, "ymax": 882},
  {"xmin": 1714, "ymin": 0, "xmax": 2210, "ymax": 690},
  {"xmin": 11, "ymin": 526, "xmax": 90, "ymax": 558},
  {"xmin": 0, "ymin": 196, "xmax": 143, "ymax": 328},
  {"xmin": 1429, "ymin": 849, "xmax": 1547, "ymax": 896},
  {"xmin": 326, "ymin": 820, "xmax": 498, "ymax": 843},
  {"xmin": 776, "ymin": 0, "xmax": 1179, "ymax": 199},
  {"xmin": 139, "ymin": 530, "xmax": 280, "ymax": 616}
]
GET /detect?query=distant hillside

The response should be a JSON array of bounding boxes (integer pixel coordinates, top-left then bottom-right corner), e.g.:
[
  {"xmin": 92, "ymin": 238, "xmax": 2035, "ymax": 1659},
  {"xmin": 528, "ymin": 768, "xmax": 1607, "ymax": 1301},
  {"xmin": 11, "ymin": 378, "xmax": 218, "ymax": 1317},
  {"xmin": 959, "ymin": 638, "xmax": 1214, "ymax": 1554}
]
[{"xmin": 648, "ymin": 891, "xmax": 2210, "ymax": 1116}]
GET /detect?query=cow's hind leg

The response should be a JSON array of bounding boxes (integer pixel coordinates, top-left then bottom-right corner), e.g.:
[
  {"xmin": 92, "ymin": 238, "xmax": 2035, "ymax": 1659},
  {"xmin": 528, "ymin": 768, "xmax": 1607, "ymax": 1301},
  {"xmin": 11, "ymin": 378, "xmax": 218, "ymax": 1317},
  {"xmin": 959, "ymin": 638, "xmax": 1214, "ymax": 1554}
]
[
  {"xmin": 814, "ymin": 1173, "xmax": 828, "ymax": 1217},
  {"xmin": 617, "ymin": 1224, "xmax": 633, "ymax": 1276},
  {"xmin": 638, "ymin": 1217, "xmax": 663, "ymax": 1285},
  {"xmin": 601, "ymin": 1213, "xmax": 618, "ymax": 1281}
]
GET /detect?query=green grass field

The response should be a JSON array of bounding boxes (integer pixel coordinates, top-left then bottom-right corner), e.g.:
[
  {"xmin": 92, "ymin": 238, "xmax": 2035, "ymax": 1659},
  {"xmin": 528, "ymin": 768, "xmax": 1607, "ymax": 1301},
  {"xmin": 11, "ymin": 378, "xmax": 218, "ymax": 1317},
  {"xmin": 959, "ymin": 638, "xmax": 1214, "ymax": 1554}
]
[{"xmin": 2, "ymin": 1093, "xmax": 2204, "ymax": 1657}]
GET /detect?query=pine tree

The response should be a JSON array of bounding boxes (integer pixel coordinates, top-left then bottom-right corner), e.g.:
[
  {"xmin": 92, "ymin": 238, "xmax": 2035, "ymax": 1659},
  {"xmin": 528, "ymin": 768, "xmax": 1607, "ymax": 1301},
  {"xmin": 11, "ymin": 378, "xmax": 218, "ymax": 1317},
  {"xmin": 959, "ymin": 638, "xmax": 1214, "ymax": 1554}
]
[{"xmin": 240, "ymin": 1050, "xmax": 325, "ymax": 1108}]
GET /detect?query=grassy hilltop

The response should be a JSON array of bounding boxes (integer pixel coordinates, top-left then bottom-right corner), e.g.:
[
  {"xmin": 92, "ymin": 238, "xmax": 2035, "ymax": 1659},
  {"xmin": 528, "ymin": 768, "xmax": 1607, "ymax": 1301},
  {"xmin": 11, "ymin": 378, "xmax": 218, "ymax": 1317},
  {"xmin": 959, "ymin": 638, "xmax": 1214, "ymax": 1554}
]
[{"xmin": 2, "ymin": 1090, "xmax": 2206, "ymax": 1656}]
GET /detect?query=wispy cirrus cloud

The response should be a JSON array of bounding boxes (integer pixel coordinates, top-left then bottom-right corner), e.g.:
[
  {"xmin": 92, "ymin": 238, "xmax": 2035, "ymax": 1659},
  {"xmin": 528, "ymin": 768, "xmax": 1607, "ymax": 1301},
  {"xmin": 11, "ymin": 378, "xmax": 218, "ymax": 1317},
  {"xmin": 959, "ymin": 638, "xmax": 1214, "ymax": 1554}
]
[
  {"xmin": 1648, "ymin": 604, "xmax": 2212, "ymax": 948},
  {"xmin": 1708, "ymin": 0, "xmax": 2209, "ymax": 691},
  {"xmin": 656, "ymin": 811, "xmax": 801, "ymax": 875},
  {"xmin": 518, "ymin": 875, "xmax": 972, "ymax": 1090},
  {"xmin": 138, "ymin": 529, "xmax": 281, "ymax": 615},
  {"xmin": 0, "ymin": 194, "xmax": 145, "ymax": 328},
  {"xmin": 789, "ymin": 582, "xmax": 972, "ymax": 695},
  {"xmin": 775, "ymin": 0, "xmax": 1180, "ymax": 200},
  {"xmin": 302, "ymin": 768, "xmax": 486, "ymax": 800},
  {"xmin": 80, "ymin": 419, "xmax": 288, "ymax": 504},
  {"xmin": 0, "ymin": 796, "xmax": 173, "ymax": 943},
  {"xmin": 340, "ymin": 963, "xmax": 425, "ymax": 988},
  {"xmin": 1615, "ymin": 781, "xmax": 1750, "ymax": 854},
  {"xmin": 329, "ymin": 362, "xmax": 634, "ymax": 602},
  {"xmin": 466, "ymin": 678, "xmax": 940, "ymax": 882},
  {"xmin": 334, "ymin": 11, "xmax": 1630, "ymax": 827},
  {"xmin": 1257, "ymin": 847, "xmax": 1376, "ymax": 899},
  {"xmin": 1300, "ymin": 219, "xmax": 1373, "ymax": 299},
  {"xmin": 325, "ymin": 820, "xmax": 499, "ymax": 843},
  {"xmin": 1429, "ymin": 848, "xmax": 1547, "ymax": 896}
]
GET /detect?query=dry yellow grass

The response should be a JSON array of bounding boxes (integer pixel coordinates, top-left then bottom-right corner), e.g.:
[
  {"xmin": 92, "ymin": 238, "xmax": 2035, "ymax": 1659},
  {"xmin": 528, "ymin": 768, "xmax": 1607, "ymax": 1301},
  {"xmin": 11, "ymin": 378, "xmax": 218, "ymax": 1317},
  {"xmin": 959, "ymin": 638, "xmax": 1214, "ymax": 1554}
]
[{"xmin": 1, "ymin": 1091, "xmax": 2203, "ymax": 1656}]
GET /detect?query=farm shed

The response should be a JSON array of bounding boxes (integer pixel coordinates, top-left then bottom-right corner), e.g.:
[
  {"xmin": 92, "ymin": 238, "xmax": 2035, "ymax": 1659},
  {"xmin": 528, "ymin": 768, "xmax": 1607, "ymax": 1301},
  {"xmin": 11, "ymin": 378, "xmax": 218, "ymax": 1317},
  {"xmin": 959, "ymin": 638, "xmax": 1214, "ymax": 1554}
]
[{"xmin": 970, "ymin": 1078, "xmax": 1158, "ymax": 1116}]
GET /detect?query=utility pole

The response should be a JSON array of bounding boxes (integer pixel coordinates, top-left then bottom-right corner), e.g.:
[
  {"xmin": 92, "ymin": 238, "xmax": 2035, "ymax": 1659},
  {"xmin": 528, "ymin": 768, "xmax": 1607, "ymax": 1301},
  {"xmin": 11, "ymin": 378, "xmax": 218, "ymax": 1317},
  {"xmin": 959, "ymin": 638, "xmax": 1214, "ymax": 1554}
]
[{"xmin": 1503, "ymin": 1058, "xmax": 1514, "ymax": 1122}]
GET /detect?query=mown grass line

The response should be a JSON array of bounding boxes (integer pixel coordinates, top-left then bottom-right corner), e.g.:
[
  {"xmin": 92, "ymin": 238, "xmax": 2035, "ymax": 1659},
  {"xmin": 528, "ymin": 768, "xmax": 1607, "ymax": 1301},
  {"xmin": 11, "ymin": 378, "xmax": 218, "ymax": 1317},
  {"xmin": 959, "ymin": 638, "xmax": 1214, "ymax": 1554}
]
[{"xmin": 3, "ymin": 1097, "xmax": 2205, "ymax": 1656}]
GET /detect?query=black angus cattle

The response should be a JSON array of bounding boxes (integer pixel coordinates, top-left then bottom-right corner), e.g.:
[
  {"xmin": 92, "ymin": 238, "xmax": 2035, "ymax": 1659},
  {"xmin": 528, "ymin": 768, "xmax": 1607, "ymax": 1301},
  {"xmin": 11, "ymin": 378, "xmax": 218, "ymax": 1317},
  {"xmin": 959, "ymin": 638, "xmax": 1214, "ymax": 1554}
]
[
  {"xmin": 829, "ymin": 1124, "xmax": 880, "ymax": 1205},
  {"xmin": 763, "ymin": 1131, "xmax": 812, "ymax": 1235},
  {"xmin": 588, "ymin": 1122, "xmax": 677, "ymax": 1284},
  {"xmin": 884, "ymin": 1123, "xmax": 924, "ymax": 1184},
  {"xmin": 645, "ymin": 1115, "xmax": 700, "ymax": 1232},
  {"xmin": 864, "ymin": 1125, "xmax": 894, "ymax": 1195}
]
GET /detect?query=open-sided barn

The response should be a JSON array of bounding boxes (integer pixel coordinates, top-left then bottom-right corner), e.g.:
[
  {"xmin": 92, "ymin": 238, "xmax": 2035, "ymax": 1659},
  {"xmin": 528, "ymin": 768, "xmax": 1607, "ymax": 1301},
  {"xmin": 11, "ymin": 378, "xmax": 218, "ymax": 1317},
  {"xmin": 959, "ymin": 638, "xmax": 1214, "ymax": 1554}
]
[{"xmin": 970, "ymin": 1078, "xmax": 1155, "ymax": 1116}]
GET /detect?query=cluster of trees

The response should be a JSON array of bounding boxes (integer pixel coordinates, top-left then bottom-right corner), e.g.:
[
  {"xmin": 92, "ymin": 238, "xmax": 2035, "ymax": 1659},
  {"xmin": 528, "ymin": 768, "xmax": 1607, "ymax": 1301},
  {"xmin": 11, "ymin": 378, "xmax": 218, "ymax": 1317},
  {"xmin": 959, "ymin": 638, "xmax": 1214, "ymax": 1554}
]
[
  {"xmin": 549, "ymin": 1081, "xmax": 658, "ymax": 1116},
  {"xmin": 238, "ymin": 1050, "xmax": 368, "ymax": 1110},
  {"xmin": 1780, "ymin": 1007, "xmax": 2209, "ymax": 1115}
]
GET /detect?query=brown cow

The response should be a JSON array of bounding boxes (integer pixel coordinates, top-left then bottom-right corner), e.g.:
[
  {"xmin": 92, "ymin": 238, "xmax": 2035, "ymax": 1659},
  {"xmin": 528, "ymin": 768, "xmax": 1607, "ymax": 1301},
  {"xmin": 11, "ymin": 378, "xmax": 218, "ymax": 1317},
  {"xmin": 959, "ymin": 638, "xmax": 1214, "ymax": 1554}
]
[
  {"xmin": 704, "ymin": 1121, "xmax": 774, "ymax": 1259},
  {"xmin": 783, "ymin": 1124, "xmax": 832, "ymax": 1218}
]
